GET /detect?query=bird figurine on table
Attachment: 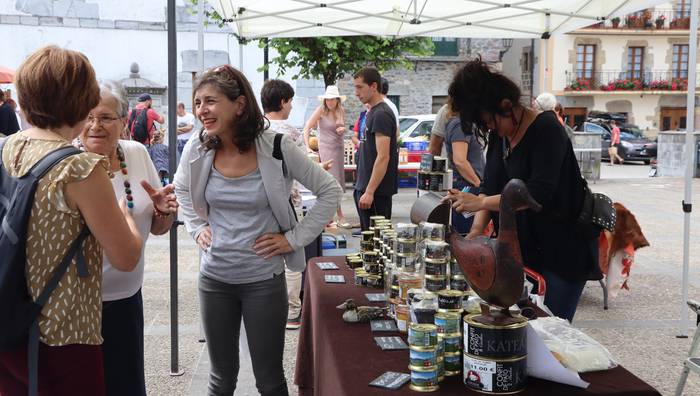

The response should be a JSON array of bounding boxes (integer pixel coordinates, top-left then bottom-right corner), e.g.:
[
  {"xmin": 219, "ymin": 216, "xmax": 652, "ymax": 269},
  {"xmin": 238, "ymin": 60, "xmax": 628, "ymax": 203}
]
[
  {"xmin": 450, "ymin": 179, "xmax": 542, "ymax": 315},
  {"xmin": 336, "ymin": 299, "xmax": 387, "ymax": 323}
]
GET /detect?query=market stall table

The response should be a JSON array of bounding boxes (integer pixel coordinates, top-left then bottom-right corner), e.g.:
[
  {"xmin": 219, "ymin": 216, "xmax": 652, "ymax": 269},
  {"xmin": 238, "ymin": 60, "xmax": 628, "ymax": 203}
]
[{"xmin": 294, "ymin": 256, "xmax": 662, "ymax": 396}]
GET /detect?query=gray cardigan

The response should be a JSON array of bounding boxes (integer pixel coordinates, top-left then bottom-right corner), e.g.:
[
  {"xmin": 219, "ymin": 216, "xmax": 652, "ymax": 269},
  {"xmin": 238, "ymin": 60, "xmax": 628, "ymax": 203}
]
[{"xmin": 174, "ymin": 129, "xmax": 341, "ymax": 272}]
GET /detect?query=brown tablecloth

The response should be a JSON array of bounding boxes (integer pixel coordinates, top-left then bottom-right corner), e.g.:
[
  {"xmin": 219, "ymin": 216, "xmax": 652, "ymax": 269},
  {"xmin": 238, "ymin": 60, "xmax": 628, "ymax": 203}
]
[{"xmin": 294, "ymin": 256, "xmax": 661, "ymax": 396}]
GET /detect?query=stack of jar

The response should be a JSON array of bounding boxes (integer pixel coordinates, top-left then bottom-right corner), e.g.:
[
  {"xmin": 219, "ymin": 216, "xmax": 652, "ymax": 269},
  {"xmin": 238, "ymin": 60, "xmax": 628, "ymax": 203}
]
[
  {"xmin": 407, "ymin": 323, "xmax": 440, "ymax": 392},
  {"xmin": 391, "ymin": 223, "xmax": 421, "ymax": 332},
  {"xmin": 417, "ymin": 154, "xmax": 453, "ymax": 192},
  {"xmin": 354, "ymin": 216, "xmax": 395, "ymax": 289}
]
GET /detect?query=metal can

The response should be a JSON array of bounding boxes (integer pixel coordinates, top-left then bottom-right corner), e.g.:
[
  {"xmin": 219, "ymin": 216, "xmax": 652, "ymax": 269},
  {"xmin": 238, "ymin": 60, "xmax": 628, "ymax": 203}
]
[
  {"xmin": 434, "ymin": 311, "xmax": 461, "ymax": 334},
  {"xmin": 437, "ymin": 290, "xmax": 464, "ymax": 310},
  {"xmin": 409, "ymin": 323, "xmax": 438, "ymax": 348},
  {"xmin": 419, "ymin": 222, "xmax": 446, "ymax": 241},
  {"xmin": 450, "ymin": 275, "xmax": 469, "ymax": 292},
  {"xmin": 360, "ymin": 241, "xmax": 374, "ymax": 252},
  {"xmin": 390, "ymin": 285, "xmax": 400, "ymax": 299},
  {"xmin": 395, "ymin": 238, "xmax": 417, "ymax": 254},
  {"xmin": 429, "ymin": 172, "xmax": 444, "ymax": 191},
  {"xmin": 399, "ymin": 275, "xmax": 423, "ymax": 301},
  {"xmin": 396, "ymin": 304, "xmax": 409, "ymax": 332},
  {"xmin": 369, "ymin": 215, "xmax": 386, "ymax": 228},
  {"xmin": 437, "ymin": 356, "xmax": 445, "ymax": 381},
  {"xmin": 410, "ymin": 366, "xmax": 439, "ymax": 392},
  {"xmin": 362, "ymin": 251, "xmax": 379, "ymax": 263},
  {"xmin": 432, "ymin": 157, "xmax": 447, "ymax": 173},
  {"xmin": 463, "ymin": 354, "xmax": 527, "ymax": 394},
  {"xmin": 361, "ymin": 230, "xmax": 374, "ymax": 243},
  {"xmin": 409, "ymin": 345, "xmax": 438, "ymax": 368},
  {"xmin": 444, "ymin": 352, "xmax": 462, "ymax": 376},
  {"xmin": 436, "ymin": 336, "xmax": 445, "ymax": 356},
  {"xmin": 424, "ymin": 275, "xmax": 448, "ymax": 292},
  {"xmin": 442, "ymin": 333, "xmax": 463, "ymax": 354},
  {"xmin": 347, "ymin": 258, "xmax": 363, "ymax": 269},
  {"xmin": 395, "ymin": 253, "xmax": 419, "ymax": 271},
  {"xmin": 450, "ymin": 258, "xmax": 464, "ymax": 276},
  {"xmin": 366, "ymin": 274, "xmax": 383, "ymax": 288},
  {"xmin": 463, "ymin": 314, "xmax": 528, "ymax": 359},
  {"xmin": 417, "ymin": 171, "xmax": 431, "ymax": 191},
  {"xmin": 423, "ymin": 240, "xmax": 450, "ymax": 260},
  {"xmin": 424, "ymin": 259, "xmax": 448, "ymax": 276},
  {"xmin": 396, "ymin": 222, "xmax": 419, "ymax": 240},
  {"xmin": 355, "ymin": 272, "xmax": 368, "ymax": 286}
]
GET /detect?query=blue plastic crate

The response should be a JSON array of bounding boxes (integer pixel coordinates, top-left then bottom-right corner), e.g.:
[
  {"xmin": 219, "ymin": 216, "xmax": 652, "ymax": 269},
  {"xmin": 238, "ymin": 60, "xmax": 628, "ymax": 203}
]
[
  {"xmin": 405, "ymin": 140, "xmax": 428, "ymax": 152},
  {"xmin": 399, "ymin": 176, "xmax": 417, "ymax": 188}
]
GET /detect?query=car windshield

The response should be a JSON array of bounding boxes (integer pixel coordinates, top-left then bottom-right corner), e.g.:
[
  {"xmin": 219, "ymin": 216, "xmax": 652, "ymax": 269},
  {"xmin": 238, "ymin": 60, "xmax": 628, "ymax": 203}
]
[
  {"xmin": 620, "ymin": 132, "xmax": 637, "ymax": 140},
  {"xmin": 621, "ymin": 126, "xmax": 644, "ymax": 138},
  {"xmin": 399, "ymin": 118, "xmax": 418, "ymax": 133}
]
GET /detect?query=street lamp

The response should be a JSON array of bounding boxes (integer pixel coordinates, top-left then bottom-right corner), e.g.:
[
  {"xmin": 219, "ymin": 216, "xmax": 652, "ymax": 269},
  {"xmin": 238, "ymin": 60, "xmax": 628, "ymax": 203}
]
[{"xmin": 499, "ymin": 38, "xmax": 514, "ymax": 61}]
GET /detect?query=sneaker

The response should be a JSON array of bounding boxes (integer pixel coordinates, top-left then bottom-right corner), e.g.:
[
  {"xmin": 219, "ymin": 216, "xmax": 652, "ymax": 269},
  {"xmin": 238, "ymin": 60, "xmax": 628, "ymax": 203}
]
[
  {"xmin": 352, "ymin": 229, "xmax": 362, "ymax": 237},
  {"xmin": 286, "ymin": 315, "xmax": 301, "ymax": 330}
]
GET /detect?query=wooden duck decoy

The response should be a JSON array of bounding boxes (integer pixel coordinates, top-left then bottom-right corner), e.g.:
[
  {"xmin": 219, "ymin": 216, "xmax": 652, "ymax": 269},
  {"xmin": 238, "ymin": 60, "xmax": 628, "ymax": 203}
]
[
  {"xmin": 336, "ymin": 299, "xmax": 387, "ymax": 323},
  {"xmin": 450, "ymin": 179, "xmax": 542, "ymax": 312}
]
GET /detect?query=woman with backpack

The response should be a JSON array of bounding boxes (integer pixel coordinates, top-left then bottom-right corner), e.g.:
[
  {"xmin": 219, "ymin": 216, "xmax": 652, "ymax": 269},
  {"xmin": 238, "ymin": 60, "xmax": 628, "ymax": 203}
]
[
  {"xmin": 0, "ymin": 46, "xmax": 143, "ymax": 395},
  {"xmin": 174, "ymin": 65, "xmax": 340, "ymax": 395},
  {"xmin": 76, "ymin": 80, "xmax": 177, "ymax": 396}
]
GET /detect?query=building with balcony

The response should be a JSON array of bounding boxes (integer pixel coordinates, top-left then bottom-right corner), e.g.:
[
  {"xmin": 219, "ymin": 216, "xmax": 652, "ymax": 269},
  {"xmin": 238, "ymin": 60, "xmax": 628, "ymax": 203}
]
[{"xmin": 549, "ymin": 1, "xmax": 699, "ymax": 135}]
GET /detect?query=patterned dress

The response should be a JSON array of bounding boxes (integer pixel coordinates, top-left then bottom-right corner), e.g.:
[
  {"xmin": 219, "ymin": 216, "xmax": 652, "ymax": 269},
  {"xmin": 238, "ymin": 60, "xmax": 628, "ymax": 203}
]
[
  {"xmin": 2, "ymin": 132, "xmax": 107, "ymax": 346},
  {"xmin": 317, "ymin": 114, "xmax": 346, "ymax": 192}
]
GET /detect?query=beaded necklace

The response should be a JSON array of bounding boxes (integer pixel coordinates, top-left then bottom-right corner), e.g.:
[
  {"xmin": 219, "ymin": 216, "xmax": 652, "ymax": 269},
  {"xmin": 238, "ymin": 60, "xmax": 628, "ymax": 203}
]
[{"xmin": 116, "ymin": 144, "xmax": 134, "ymax": 210}]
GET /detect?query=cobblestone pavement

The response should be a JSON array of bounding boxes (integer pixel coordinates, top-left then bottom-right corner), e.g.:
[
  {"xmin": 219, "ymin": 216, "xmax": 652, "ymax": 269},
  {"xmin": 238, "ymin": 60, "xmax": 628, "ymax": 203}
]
[{"xmin": 140, "ymin": 163, "xmax": 700, "ymax": 395}]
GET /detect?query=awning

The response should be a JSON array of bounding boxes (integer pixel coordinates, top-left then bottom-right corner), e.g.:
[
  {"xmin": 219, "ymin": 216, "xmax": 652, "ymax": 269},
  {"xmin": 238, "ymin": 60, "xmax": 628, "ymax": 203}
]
[{"xmin": 210, "ymin": 0, "xmax": 667, "ymax": 39}]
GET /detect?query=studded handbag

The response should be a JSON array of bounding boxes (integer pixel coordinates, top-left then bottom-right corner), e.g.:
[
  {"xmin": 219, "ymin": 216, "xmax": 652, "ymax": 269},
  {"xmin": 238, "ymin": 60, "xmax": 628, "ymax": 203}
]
[{"xmin": 577, "ymin": 182, "xmax": 616, "ymax": 233}]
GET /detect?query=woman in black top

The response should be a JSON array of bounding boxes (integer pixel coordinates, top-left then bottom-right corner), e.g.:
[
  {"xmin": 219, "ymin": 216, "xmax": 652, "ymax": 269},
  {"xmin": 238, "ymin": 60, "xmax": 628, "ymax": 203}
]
[{"xmin": 444, "ymin": 59, "xmax": 597, "ymax": 322}]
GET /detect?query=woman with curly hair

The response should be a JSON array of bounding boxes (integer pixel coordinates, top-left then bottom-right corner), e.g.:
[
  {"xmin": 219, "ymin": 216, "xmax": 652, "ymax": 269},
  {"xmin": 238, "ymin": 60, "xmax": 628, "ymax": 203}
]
[
  {"xmin": 174, "ymin": 65, "xmax": 341, "ymax": 395},
  {"xmin": 444, "ymin": 59, "xmax": 598, "ymax": 322}
]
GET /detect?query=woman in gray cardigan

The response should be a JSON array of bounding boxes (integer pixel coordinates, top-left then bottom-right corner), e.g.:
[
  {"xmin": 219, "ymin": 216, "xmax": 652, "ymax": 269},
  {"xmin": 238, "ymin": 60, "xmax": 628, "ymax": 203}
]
[{"xmin": 174, "ymin": 65, "xmax": 341, "ymax": 396}]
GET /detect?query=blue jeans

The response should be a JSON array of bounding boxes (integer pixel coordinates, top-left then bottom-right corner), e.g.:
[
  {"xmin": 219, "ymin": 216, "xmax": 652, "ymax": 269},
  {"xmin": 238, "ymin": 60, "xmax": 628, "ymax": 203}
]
[{"xmin": 542, "ymin": 270, "xmax": 586, "ymax": 322}]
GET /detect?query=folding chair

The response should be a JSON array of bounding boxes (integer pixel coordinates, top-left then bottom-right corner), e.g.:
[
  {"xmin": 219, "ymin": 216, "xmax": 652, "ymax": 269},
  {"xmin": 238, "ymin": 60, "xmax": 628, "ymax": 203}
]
[{"xmin": 674, "ymin": 300, "xmax": 700, "ymax": 396}]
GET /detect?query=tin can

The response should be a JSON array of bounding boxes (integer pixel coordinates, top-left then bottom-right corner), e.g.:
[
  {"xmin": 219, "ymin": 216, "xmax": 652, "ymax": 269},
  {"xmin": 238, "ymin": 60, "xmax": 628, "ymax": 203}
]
[
  {"xmin": 409, "ymin": 345, "xmax": 438, "ymax": 368},
  {"xmin": 410, "ymin": 366, "xmax": 439, "ymax": 392},
  {"xmin": 432, "ymin": 157, "xmax": 447, "ymax": 173},
  {"xmin": 390, "ymin": 285, "xmax": 400, "ymax": 299},
  {"xmin": 437, "ymin": 308, "xmax": 464, "ymax": 315},
  {"xmin": 409, "ymin": 324, "xmax": 438, "ymax": 348},
  {"xmin": 361, "ymin": 230, "xmax": 374, "ymax": 243},
  {"xmin": 360, "ymin": 241, "xmax": 374, "ymax": 252},
  {"xmin": 444, "ymin": 352, "xmax": 462, "ymax": 376},
  {"xmin": 362, "ymin": 251, "xmax": 379, "ymax": 263},
  {"xmin": 369, "ymin": 216, "xmax": 386, "ymax": 228},
  {"xmin": 463, "ymin": 354, "xmax": 527, "ymax": 394},
  {"xmin": 399, "ymin": 274, "xmax": 423, "ymax": 301},
  {"xmin": 395, "ymin": 304, "xmax": 409, "ymax": 332},
  {"xmin": 423, "ymin": 240, "xmax": 450, "ymax": 260},
  {"xmin": 437, "ymin": 356, "xmax": 445, "ymax": 381},
  {"xmin": 419, "ymin": 222, "xmax": 446, "ymax": 241},
  {"xmin": 395, "ymin": 253, "xmax": 418, "ymax": 271},
  {"xmin": 436, "ymin": 336, "xmax": 445, "ymax": 355},
  {"xmin": 437, "ymin": 290, "xmax": 464, "ymax": 310},
  {"xmin": 355, "ymin": 273, "xmax": 368, "ymax": 286},
  {"xmin": 366, "ymin": 274, "xmax": 382, "ymax": 288},
  {"xmin": 424, "ymin": 275, "xmax": 448, "ymax": 292},
  {"xmin": 434, "ymin": 311, "xmax": 461, "ymax": 334},
  {"xmin": 346, "ymin": 258, "xmax": 362, "ymax": 269},
  {"xmin": 395, "ymin": 238, "xmax": 417, "ymax": 254},
  {"xmin": 463, "ymin": 314, "xmax": 527, "ymax": 359},
  {"xmin": 424, "ymin": 259, "xmax": 448, "ymax": 276},
  {"xmin": 396, "ymin": 222, "xmax": 419, "ymax": 240},
  {"xmin": 442, "ymin": 333, "xmax": 463, "ymax": 354},
  {"xmin": 450, "ymin": 258, "xmax": 464, "ymax": 276},
  {"xmin": 450, "ymin": 276, "xmax": 469, "ymax": 292},
  {"xmin": 417, "ymin": 171, "xmax": 431, "ymax": 191},
  {"xmin": 429, "ymin": 172, "xmax": 444, "ymax": 191}
]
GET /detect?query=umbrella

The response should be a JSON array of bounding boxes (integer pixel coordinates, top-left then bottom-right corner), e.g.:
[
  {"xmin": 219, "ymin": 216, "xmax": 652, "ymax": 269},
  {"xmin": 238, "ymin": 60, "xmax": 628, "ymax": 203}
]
[{"xmin": 0, "ymin": 66, "xmax": 14, "ymax": 84}]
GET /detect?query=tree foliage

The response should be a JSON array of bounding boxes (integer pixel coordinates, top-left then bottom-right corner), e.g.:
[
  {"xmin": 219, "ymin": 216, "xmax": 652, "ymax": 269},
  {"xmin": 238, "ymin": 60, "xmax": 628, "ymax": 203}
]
[{"xmin": 185, "ymin": 0, "xmax": 434, "ymax": 86}]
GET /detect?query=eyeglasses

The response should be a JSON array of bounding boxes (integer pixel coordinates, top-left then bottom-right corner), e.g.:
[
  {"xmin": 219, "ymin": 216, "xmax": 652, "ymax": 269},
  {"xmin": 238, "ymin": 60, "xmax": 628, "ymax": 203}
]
[{"xmin": 87, "ymin": 114, "xmax": 120, "ymax": 125}]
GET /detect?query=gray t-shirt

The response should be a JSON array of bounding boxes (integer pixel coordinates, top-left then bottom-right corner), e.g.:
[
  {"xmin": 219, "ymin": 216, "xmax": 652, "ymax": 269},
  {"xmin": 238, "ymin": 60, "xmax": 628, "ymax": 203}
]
[
  {"xmin": 444, "ymin": 117, "xmax": 485, "ymax": 188},
  {"xmin": 202, "ymin": 167, "xmax": 284, "ymax": 284}
]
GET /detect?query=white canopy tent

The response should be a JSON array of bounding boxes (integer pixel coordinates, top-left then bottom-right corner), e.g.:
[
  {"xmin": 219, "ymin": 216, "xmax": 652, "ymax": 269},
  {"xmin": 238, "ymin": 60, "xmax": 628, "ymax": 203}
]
[{"xmin": 165, "ymin": 4, "xmax": 697, "ymax": 375}]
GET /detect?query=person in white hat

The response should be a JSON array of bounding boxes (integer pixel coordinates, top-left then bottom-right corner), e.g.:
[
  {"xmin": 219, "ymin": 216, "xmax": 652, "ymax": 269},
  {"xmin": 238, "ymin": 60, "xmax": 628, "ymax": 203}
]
[{"xmin": 302, "ymin": 85, "xmax": 350, "ymax": 227}]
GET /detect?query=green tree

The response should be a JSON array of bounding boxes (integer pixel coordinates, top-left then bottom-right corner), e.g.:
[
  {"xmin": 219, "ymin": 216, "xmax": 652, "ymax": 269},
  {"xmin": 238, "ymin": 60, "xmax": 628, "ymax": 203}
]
[
  {"xmin": 261, "ymin": 36, "xmax": 434, "ymax": 87},
  {"xmin": 185, "ymin": 0, "xmax": 434, "ymax": 86}
]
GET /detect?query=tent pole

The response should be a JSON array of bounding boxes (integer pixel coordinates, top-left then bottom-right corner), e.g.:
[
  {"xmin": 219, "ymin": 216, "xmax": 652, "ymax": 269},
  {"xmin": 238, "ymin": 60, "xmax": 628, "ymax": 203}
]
[
  {"xmin": 679, "ymin": 0, "xmax": 699, "ymax": 339},
  {"xmin": 541, "ymin": 12, "xmax": 551, "ymax": 93},
  {"xmin": 198, "ymin": 0, "xmax": 204, "ymax": 72}
]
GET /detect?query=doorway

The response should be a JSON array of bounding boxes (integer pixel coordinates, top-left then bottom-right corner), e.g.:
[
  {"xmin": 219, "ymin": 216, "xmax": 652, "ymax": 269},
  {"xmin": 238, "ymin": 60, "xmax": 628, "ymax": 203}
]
[
  {"xmin": 660, "ymin": 107, "xmax": 687, "ymax": 131},
  {"xmin": 563, "ymin": 107, "xmax": 588, "ymax": 129}
]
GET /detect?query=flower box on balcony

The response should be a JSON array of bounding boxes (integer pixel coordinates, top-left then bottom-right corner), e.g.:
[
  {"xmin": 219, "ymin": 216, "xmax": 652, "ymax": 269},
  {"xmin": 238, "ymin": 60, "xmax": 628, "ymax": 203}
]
[
  {"xmin": 670, "ymin": 17, "xmax": 690, "ymax": 29},
  {"xmin": 600, "ymin": 79, "xmax": 646, "ymax": 91},
  {"xmin": 566, "ymin": 78, "xmax": 592, "ymax": 91}
]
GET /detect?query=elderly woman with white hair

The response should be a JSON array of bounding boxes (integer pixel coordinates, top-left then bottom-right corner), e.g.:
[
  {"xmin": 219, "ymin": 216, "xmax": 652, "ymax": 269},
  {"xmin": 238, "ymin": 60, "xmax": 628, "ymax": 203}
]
[
  {"xmin": 77, "ymin": 80, "xmax": 178, "ymax": 396},
  {"xmin": 535, "ymin": 92, "xmax": 568, "ymax": 128}
]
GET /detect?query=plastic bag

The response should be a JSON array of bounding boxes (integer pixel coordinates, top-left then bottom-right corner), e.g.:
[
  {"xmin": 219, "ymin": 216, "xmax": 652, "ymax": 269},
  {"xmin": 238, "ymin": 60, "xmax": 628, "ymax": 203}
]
[{"xmin": 529, "ymin": 317, "xmax": 618, "ymax": 373}]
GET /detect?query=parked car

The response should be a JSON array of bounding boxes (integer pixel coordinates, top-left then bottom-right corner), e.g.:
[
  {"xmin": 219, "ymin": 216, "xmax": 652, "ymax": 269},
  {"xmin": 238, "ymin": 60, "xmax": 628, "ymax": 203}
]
[
  {"xmin": 398, "ymin": 114, "xmax": 436, "ymax": 145},
  {"xmin": 581, "ymin": 121, "xmax": 654, "ymax": 164}
]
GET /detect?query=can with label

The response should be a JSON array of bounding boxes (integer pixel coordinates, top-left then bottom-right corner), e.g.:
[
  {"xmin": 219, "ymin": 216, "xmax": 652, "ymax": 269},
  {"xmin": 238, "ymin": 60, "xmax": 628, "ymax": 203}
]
[
  {"xmin": 450, "ymin": 275, "xmax": 469, "ymax": 292},
  {"xmin": 419, "ymin": 222, "xmax": 446, "ymax": 241},
  {"xmin": 410, "ymin": 366, "xmax": 439, "ymax": 392},
  {"xmin": 442, "ymin": 333, "xmax": 463, "ymax": 354},
  {"xmin": 409, "ymin": 324, "xmax": 438, "ymax": 348},
  {"xmin": 450, "ymin": 258, "xmax": 464, "ymax": 276},
  {"xmin": 396, "ymin": 304, "xmax": 409, "ymax": 332},
  {"xmin": 369, "ymin": 215, "xmax": 386, "ymax": 228},
  {"xmin": 437, "ymin": 290, "xmax": 464, "ymax": 310},
  {"xmin": 424, "ymin": 259, "xmax": 448, "ymax": 276},
  {"xmin": 409, "ymin": 346, "xmax": 438, "ymax": 369},
  {"xmin": 463, "ymin": 314, "xmax": 527, "ymax": 359},
  {"xmin": 444, "ymin": 352, "xmax": 462, "ymax": 376},
  {"xmin": 434, "ymin": 311, "xmax": 461, "ymax": 334},
  {"xmin": 417, "ymin": 171, "xmax": 431, "ymax": 191},
  {"xmin": 395, "ymin": 238, "xmax": 417, "ymax": 254},
  {"xmin": 429, "ymin": 172, "xmax": 444, "ymax": 191},
  {"xmin": 463, "ymin": 353, "xmax": 527, "ymax": 394},
  {"xmin": 424, "ymin": 275, "xmax": 448, "ymax": 292},
  {"xmin": 423, "ymin": 240, "xmax": 450, "ymax": 260}
]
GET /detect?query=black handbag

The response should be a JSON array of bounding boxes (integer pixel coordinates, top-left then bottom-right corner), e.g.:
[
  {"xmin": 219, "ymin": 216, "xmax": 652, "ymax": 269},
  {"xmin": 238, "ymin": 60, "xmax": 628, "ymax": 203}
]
[{"xmin": 577, "ymin": 181, "xmax": 616, "ymax": 232}]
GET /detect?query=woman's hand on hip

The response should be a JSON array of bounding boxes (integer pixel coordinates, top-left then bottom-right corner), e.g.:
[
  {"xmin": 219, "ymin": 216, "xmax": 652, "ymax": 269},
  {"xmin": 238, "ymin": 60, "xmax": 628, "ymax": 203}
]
[
  {"xmin": 197, "ymin": 226, "xmax": 212, "ymax": 250},
  {"xmin": 141, "ymin": 180, "xmax": 179, "ymax": 214},
  {"xmin": 254, "ymin": 233, "xmax": 293, "ymax": 259}
]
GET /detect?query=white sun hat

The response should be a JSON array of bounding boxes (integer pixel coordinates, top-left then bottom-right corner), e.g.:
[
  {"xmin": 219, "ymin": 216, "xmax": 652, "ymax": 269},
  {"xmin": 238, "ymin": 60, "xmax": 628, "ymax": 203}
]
[{"xmin": 318, "ymin": 85, "xmax": 346, "ymax": 102}]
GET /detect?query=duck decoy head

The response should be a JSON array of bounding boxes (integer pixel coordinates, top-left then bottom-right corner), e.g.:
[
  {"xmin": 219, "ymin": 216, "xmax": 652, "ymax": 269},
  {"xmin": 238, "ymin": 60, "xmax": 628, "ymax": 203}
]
[
  {"xmin": 336, "ymin": 299, "xmax": 357, "ymax": 311},
  {"xmin": 501, "ymin": 179, "xmax": 542, "ymax": 213}
]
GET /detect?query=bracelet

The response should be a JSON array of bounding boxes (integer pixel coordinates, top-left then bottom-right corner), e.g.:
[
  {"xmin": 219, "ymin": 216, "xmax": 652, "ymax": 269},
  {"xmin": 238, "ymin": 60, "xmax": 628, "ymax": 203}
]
[{"xmin": 153, "ymin": 206, "xmax": 172, "ymax": 219}]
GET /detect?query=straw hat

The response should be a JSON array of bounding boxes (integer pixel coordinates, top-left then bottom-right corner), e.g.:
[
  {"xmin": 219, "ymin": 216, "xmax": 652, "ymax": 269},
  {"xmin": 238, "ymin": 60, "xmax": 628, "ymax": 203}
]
[{"xmin": 318, "ymin": 85, "xmax": 346, "ymax": 102}]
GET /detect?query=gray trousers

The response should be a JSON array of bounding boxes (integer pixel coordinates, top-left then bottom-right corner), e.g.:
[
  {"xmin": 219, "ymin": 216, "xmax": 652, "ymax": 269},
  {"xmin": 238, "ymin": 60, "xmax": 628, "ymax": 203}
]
[{"xmin": 199, "ymin": 273, "xmax": 289, "ymax": 396}]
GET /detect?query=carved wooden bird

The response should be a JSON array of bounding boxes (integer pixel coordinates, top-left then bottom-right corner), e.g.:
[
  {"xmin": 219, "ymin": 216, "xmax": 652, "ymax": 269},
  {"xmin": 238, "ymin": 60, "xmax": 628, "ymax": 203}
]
[
  {"xmin": 336, "ymin": 299, "xmax": 387, "ymax": 323},
  {"xmin": 450, "ymin": 179, "xmax": 542, "ymax": 310}
]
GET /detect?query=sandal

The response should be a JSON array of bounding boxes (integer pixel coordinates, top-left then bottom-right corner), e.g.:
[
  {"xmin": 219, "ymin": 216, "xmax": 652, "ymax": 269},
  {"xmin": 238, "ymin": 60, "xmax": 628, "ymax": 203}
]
[{"xmin": 337, "ymin": 221, "xmax": 353, "ymax": 229}]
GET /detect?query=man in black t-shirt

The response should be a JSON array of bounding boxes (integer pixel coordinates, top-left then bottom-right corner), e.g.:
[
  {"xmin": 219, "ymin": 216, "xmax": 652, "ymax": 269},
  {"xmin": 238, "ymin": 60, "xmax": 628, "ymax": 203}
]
[{"xmin": 352, "ymin": 67, "xmax": 398, "ymax": 230}]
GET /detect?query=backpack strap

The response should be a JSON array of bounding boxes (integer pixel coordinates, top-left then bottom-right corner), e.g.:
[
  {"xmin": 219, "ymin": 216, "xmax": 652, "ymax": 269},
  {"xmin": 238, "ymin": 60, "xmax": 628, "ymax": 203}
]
[
  {"xmin": 28, "ymin": 225, "xmax": 90, "ymax": 396},
  {"xmin": 273, "ymin": 133, "xmax": 288, "ymax": 177},
  {"xmin": 28, "ymin": 145, "xmax": 82, "ymax": 179}
]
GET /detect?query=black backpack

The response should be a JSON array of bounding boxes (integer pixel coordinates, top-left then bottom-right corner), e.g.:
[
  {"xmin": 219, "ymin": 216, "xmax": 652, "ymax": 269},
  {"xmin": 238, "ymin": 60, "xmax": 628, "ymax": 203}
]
[
  {"xmin": 0, "ymin": 138, "xmax": 90, "ymax": 396},
  {"xmin": 128, "ymin": 107, "xmax": 151, "ymax": 144}
]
